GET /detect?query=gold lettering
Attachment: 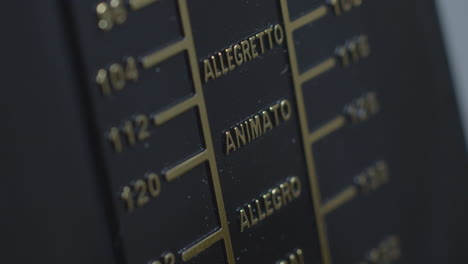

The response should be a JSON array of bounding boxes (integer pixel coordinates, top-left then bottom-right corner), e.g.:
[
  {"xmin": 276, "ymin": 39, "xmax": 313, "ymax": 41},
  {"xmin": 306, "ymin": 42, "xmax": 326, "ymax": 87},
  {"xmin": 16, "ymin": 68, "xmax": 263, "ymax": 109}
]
[
  {"xmin": 366, "ymin": 92, "xmax": 379, "ymax": 115},
  {"xmin": 358, "ymin": 35, "xmax": 371, "ymax": 57},
  {"xmin": 241, "ymin": 40, "xmax": 252, "ymax": 62},
  {"xmin": 244, "ymin": 121, "xmax": 251, "ymax": 142},
  {"xmin": 262, "ymin": 110, "xmax": 273, "ymax": 133},
  {"xmin": 249, "ymin": 36, "xmax": 259, "ymax": 58},
  {"xmin": 255, "ymin": 199, "xmax": 266, "ymax": 221},
  {"xmin": 330, "ymin": 0, "xmax": 341, "ymax": 15},
  {"xmin": 165, "ymin": 253, "xmax": 176, "ymax": 264},
  {"xmin": 96, "ymin": 69, "xmax": 111, "ymax": 96},
  {"xmin": 147, "ymin": 173, "xmax": 161, "ymax": 197},
  {"xmin": 342, "ymin": 0, "xmax": 353, "ymax": 12},
  {"xmin": 239, "ymin": 209, "xmax": 250, "ymax": 232},
  {"xmin": 233, "ymin": 44, "xmax": 244, "ymax": 66},
  {"xmin": 224, "ymin": 100, "xmax": 292, "ymax": 155},
  {"xmin": 203, "ymin": 25, "xmax": 287, "ymax": 82},
  {"xmin": 334, "ymin": 35, "xmax": 372, "ymax": 67},
  {"xmin": 256, "ymin": 31, "xmax": 266, "ymax": 54},
  {"xmin": 274, "ymin": 24, "xmax": 284, "ymax": 45},
  {"xmin": 234, "ymin": 125, "xmax": 247, "ymax": 147},
  {"xmin": 337, "ymin": 46, "xmax": 350, "ymax": 67},
  {"xmin": 272, "ymin": 188, "xmax": 283, "ymax": 210},
  {"xmin": 211, "ymin": 55, "xmax": 222, "ymax": 78},
  {"xmin": 249, "ymin": 115, "xmax": 263, "ymax": 139},
  {"xmin": 280, "ymin": 182, "xmax": 293, "ymax": 205},
  {"xmin": 275, "ymin": 248, "xmax": 305, "ymax": 264},
  {"xmin": 236, "ymin": 177, "xmax": 302, "ymax": 232},
  {"xmin": 348, "ymin": 41, "xmax": 359, "ymax": 62},
  {"xmin": 248, "ymin": 204, "xmax": 259, "ymax": 226},
  {"xmin": 296, "ymin": 249, "xmax": 304, "ymax": 264},
  {"xmin": 218, "ymin": 52, "xmax": 229, "ymax": 75},
  {"xmin": 376, "ymin": 160, "xmax": 389, "ymax": 183},
  {"xmin": 290, "ymin": 176, "xmax": 302, "ymax": 198},
  {"xmin": 225, "ymin": 47, "xmax": 236, "ymax": 71},
  {"xmin": 265, "ymin": 27, "xmax": 274, "ymax": 49},
  {"xmin": 263, "ymin": 193, "xmax": 274, "ymax": 216},
  {"xmin": 225, "ymin": 131, "xmax": 237, "ymax": 155},
  {"xmin": 280, "ymin": 99, "xmax": 292, "ymax": 121},
  {"xmin": 269, "ymin": 103, "xmax": 281, "ymax": 126},
  {"xmin": 203, "ymin": 59, "xmax": 215, "ymax": 83},
  {"xmin": 109, "ymin": 63, "xmax": 126, "ymax": 90},
  {"xmin": 354, "ymin": 0, "xmax": 363, "ymax": 6},
  {"xmin": 289, "ymin": 254, "xmax": 299, "ymax": 264}
]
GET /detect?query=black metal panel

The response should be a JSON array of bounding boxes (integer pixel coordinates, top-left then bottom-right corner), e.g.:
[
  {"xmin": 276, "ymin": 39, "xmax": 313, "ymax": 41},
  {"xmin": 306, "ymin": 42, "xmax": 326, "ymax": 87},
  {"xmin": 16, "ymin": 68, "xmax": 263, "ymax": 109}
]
[
  {"xmin": 4, "ymin": 0, "xmax": 468, "ymax": 263},
  {"xmin": 3, "ymin": 0, "xmax": 115, "ymax": 263}
]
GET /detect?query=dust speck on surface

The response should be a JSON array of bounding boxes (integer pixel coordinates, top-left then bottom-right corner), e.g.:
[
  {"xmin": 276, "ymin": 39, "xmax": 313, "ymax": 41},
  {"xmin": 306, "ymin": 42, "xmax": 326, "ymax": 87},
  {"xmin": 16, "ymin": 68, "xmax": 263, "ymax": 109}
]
[{"xmin": 281, "ymin": 64, "xmax": 290, "ymax": 75}]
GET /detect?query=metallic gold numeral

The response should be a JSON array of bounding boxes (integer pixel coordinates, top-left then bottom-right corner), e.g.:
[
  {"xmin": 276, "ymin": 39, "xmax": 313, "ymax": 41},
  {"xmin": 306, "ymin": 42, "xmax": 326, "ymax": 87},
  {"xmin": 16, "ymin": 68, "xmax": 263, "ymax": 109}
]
[
  {"xmin": 108, "ymin": 127, "xmax": 123, "ymax": 153},
  {"xmin": 96, "ymin": 0, "xmax": 161, "ymax": 31},
  {"xmin": 96, "ymin": 0, "xmax": 128, "ymax": 31},
  {"xmin": 134, "ymin": 179, "xmax": 150, "ymax": 207},
  {"xmin": 336, "ymin": 35, "xmax": 370, "ymax": 67},
  {"xmin": 355, "ymin": 161, "xmax": 390, "ymax": 193},
  {"xmin": 120, "ymin": 172, "xmax": 162, "ymax": 212},
  {"xmin": 96, "ymin": 57, "xmax": 139, "ymax": 96},
  {"xmin": 96, "ymin": 69, "xmax": 112, "ymax": 96},
  {"xmin": 164, "ymin": 253, "xmax": 176, "ymax": 264},
  {"xmin": 147, "ymin": 172, "xmax": 161, "ymax": 197},
  {"xmin": 361, "ymin": 235, "xmax": 401, "ymax": 264},
  {"xmin": 136, "ymin": 114, "xmax": 151, "ymax": 141},
  {"xmin": 96, "ymin": 3, "xmax": 113, "ymax": 31},
  {"xmin": 329, "ymin": 0, "xmax": 363, "ymax": 16},
  {"xmin": 123, "ymin": 120, "xmax": 137, "ymax": 146},
  {"xmin": 125, "ymin": 57, "xmax": 139, "ymax": 81},
  {"xmin": 107, "ymin": 114, "xmax": 152, "ymax": 153},
  {"xmin": 121, "ymin": 186, "xmax": 135, "ymax": 212},
  {"xmin": 110, "ymin": 0, "xmax": 127, "ymax": 24},
  {"xmin": 109, "ymin": 63, "xmax": 126, "ymax": 90},
  {"xmin": 344, "ymin": 92, "xmax": 380, "ymax": 124}
]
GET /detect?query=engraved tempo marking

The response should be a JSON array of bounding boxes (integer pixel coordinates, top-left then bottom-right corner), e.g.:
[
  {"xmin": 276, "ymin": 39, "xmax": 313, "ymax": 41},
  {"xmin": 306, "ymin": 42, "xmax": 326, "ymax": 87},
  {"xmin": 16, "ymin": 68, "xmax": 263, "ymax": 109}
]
[
  {"xmin": 360, "ymin": 235, "xmax": 401, "ymax": 264},
  {"xmin": 107, "ymin": 113, "xmax": 151, "ymax": 153},
  {"xmin": 96, "ymin": 0, "xmax": 160, "ymax": 31},
  {"xmin": 202, "ymin": 24, "xmax": 285, "ymax": 82},
  {"xmin": 336, "ymin": 35, "xmax": 370, "ymax": 68},
  {"xmin": 224, "ymin": 99, "xmax": 292, "ymax": 155},
  {"xmin": 238, "ymin": 176, "xmax": 302, "ymax": 232},
  {"xmin": 96, "ymin": 0, "xmax": 127, "ymax": 31},
  {"xmin": 96, "ymin": 56, "xmax": 139, "ymax": 96},
  {"xmin": 120, "ymin": 172, "xmax": 162, "ymax": 212}
]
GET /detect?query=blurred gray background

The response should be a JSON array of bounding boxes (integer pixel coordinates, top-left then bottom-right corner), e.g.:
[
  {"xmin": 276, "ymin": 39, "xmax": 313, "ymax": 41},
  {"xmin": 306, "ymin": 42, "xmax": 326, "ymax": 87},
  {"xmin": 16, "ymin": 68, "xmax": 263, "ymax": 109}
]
[{"xmin": 436, "ymin": 0, "xmax": 468, "ymax": 147}]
